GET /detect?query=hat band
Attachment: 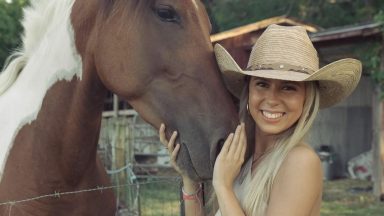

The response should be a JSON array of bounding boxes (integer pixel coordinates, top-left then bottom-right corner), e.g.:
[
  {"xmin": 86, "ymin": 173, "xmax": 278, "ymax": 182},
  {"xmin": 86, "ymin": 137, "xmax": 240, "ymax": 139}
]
[{"xmin": 247, "ymin": 63, "xmax": 315, "ymax": 74}]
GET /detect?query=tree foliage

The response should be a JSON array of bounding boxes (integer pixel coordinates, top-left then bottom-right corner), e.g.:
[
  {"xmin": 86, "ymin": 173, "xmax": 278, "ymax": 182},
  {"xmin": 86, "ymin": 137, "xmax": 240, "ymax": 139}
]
[
  {"xmin": 205, "ymin": 0, "xmax": 384, "ymax": 32},
  {"xmin": 0, "ymin": 0, "xmax": 28, "ymax": 69},
  {"xmin": 1, "ymin": 0, "xmax": 384, "ymax": 87}
]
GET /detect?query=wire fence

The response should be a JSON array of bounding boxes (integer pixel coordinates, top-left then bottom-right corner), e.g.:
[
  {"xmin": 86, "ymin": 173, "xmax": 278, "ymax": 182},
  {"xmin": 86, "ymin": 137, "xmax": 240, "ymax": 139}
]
[
  {"xmin": 0, "ymin": 113, "xmax": 181, "ymax": 216},
  {"xmin": 0, "ymin": 178, "xmax": 182, "ymax": 216},
  {"xmin": 99, "ymin": 114, "xmax": 182, "ymax": 215}
]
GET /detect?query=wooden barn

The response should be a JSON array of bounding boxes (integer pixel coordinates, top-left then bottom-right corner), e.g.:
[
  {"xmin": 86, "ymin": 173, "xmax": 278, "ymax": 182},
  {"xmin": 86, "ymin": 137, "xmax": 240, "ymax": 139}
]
[{"xmin": 210, "ymin": 16, "xmax": 384, "ymax": 198}]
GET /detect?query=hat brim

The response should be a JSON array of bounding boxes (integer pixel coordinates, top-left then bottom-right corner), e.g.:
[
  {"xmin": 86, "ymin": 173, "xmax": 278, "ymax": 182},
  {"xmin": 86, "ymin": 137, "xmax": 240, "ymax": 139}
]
[{"xmin": 214, "ymin": 44, "xmax": 362, "ymax": 109}]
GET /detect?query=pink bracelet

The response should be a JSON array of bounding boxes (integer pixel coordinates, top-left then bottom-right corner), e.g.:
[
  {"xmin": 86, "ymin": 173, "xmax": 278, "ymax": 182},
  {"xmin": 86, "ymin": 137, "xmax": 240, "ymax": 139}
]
[{"xmin": 182, "ymin": 184, "xmax": 202, "ymax": 200}]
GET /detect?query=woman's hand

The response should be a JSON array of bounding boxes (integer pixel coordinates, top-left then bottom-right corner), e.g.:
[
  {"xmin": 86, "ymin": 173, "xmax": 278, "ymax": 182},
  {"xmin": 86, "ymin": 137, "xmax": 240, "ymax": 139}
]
[
  {"xmin": 159, "ymin": 123, "xmax": 188, "ymax": 178},
  {"xmin": 213, "ymin": 123, "xmax": 247, "ymax": 191}
]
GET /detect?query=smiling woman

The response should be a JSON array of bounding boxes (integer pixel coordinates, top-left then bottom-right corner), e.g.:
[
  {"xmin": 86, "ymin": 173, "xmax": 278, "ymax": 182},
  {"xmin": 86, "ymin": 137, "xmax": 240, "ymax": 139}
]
[
  {"xmin": 212, "ymin": 24, "xmax": 361, "ymax": 216},
  {"xmin": 159, "ymin": 24, "xmax": 362, "ymax": 216}
]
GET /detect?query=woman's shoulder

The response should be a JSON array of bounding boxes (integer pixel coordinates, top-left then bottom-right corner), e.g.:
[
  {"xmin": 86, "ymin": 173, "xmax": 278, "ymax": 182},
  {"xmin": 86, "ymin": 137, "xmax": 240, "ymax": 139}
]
[
  {"xmin": 284, "ymin": 144, "xmax": 321, "ymax": 168},
  {"xmin": 266, "ymin": 144, "xmax": 323, "ymax": 215},
  {"xmin": 274, "ymin": 143, "xmax": 323, "ymax": 193}
]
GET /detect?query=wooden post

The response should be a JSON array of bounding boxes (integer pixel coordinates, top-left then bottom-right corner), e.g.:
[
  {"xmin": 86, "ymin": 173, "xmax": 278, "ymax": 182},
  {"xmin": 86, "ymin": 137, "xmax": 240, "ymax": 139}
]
[
  {"xmin": 372, "ymin": 35, "xmax": 384, "ymax": 200},
  {"xmin": 113, "ymin": 94, "xmax": 119, "ymax": 117},
  {"xmin": 372, "ymin": 89, "xmax": 384, "ymax": 200},
  {"xmin": 381, "ymin": 103, "xmax": 384, "ymax": 201}
]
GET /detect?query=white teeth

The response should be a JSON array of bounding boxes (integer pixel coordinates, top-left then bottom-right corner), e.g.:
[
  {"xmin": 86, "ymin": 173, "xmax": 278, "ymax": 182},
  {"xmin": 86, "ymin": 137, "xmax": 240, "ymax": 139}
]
[{"xmin": 262, "ymin": 111, "xmax": 283, "ymax": 119}]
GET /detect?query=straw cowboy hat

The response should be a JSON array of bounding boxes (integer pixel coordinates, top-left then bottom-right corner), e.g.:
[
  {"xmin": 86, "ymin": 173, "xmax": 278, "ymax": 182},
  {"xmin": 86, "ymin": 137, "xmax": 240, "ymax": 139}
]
[{"xmin": 214, "ymin": 24, "xmax": 362, "ymax": 108}]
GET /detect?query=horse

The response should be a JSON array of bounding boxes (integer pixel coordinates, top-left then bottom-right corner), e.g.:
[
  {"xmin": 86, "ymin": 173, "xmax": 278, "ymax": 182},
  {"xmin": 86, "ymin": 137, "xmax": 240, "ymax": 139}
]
[{"xmin": 0, "ymin": 0, "xmax": 238, "ymax": 215}]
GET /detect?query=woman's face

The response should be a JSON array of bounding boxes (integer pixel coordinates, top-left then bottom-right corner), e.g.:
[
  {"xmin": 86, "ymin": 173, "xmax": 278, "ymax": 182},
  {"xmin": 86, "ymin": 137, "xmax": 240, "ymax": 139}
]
[{"xmin": 248, "ymin": 77, "xmax": 306, "ymax": 136}]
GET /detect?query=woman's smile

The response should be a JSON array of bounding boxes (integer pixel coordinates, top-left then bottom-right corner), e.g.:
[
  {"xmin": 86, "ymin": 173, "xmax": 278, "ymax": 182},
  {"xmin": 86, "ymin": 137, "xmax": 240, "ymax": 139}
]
[{"xmin": 261, "ymin": 110, "xmax": 285, "ymax": 120}]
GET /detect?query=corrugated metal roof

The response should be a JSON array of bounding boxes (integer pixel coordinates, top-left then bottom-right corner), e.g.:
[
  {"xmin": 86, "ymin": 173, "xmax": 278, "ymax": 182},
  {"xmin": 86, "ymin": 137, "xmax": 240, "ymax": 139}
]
[{"xmin": 310, "ymin": 22, "xmax": 383, "ymax": 42}]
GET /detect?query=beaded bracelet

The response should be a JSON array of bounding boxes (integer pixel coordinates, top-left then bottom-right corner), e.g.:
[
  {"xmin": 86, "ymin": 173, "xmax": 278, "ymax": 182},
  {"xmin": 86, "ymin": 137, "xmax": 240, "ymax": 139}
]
[{"xmin": 182, "ymin": 183, "xmax": 202, "ymax": 200}]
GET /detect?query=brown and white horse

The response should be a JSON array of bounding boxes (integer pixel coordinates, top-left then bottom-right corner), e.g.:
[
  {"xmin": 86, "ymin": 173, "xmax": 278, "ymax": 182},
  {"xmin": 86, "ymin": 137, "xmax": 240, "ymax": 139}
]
[{"xmin": 0, "ymin": 0, "xmax": 238, "ymax": 215}]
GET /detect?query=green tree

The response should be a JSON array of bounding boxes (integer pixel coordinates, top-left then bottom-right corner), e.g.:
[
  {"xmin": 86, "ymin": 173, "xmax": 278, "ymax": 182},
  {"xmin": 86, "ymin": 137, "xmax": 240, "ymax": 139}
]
[
  {"xmin": 205, "ymin": 0, "xmax": 384, "ymax": 32},
  {"xmin": 0, "ymin": 0, "xmax": 29, "ymax": 69}
]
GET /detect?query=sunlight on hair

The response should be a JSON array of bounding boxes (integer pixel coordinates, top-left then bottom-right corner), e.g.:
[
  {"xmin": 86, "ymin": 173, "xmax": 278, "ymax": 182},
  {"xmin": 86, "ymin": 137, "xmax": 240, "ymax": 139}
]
[{"xmin": 192, "ymin": 0, "xmax": 199, "ymax": 9}]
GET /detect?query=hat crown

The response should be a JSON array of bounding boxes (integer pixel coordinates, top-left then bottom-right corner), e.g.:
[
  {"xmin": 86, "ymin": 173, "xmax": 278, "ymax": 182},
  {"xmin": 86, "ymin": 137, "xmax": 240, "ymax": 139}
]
[{"xmin": 248, "ymin": 24, "xmax": 319, "ymax": 74}]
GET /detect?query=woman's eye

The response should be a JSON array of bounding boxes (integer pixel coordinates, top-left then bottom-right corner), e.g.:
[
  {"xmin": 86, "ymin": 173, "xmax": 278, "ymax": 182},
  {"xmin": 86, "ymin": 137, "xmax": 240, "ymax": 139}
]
[
  {"xmin": 282, "ymin": 85, "xmax": 297, "ymax": 91},
  {"xmin": 256, "ymin": 81, "xmax": 268, "ymax": 88},
  {"xmin": 154, "ymin": 5, "xmax": 180, "ymax": 23}
]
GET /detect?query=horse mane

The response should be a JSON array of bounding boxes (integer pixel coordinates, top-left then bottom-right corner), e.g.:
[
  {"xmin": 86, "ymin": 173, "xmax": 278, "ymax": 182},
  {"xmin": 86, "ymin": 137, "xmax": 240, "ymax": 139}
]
[
  {"xmin": 0, "ymin": 0, "xmax": 80, "ymax": 179},
  {"xmin": 0, "ymin": 0, "xmax": 74, "ymax": 95}
]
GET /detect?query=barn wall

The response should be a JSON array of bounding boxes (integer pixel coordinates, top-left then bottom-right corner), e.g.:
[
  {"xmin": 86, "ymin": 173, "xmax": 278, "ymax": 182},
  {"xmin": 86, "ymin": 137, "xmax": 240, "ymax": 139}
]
[{"xmin": 308, "ymin": 76, "xmax": 374, "ymax": 178}]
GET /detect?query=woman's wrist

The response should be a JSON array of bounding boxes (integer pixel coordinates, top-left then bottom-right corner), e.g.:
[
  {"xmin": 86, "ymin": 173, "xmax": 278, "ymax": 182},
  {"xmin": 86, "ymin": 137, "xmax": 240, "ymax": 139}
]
[
  {"xmin": 182, "ymin": 176, "xmax": 201, "ymax": 193},
  {"xmin": 213, "ymin": 181, "xmax": 232, "ymax": 195}
]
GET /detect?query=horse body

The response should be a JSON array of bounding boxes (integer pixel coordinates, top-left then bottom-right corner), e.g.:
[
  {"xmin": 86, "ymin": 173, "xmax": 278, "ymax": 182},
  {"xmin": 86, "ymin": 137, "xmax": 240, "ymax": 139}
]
[{"xmin": 0, "ymin": 0, "xmax": 238, "ymax": 215}]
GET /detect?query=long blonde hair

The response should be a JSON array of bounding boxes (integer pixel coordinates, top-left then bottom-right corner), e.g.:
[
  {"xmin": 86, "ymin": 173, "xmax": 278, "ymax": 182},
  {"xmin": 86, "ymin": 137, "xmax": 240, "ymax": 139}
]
[{"xmin": 239, "ymin": 76, "xmax": 320, "ymax": 215}]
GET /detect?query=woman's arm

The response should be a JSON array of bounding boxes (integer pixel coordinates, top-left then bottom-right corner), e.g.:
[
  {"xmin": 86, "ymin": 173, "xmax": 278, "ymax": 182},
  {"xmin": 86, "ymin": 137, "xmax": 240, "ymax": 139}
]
[
  {"xmin": 266, "ymin": 145, "xmax": 323, "ymax": 216},
  {"xmin": 213, "ymin": 124, "xmax": 247, "ymax": 216},
  {"xmin": 159, "ymin": 124, "xmax": 204, "ymax": 216}
]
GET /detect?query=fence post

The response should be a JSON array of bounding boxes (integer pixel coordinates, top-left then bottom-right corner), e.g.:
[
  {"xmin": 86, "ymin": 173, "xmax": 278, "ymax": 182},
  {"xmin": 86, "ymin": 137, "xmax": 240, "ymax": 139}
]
[
  {"xmin": 180, "ymin": 181, "xmax": 185, "ymax": 216},
  {"xmin": 373, "ymin": 86, "xmax": 384, "ymax": 201}
]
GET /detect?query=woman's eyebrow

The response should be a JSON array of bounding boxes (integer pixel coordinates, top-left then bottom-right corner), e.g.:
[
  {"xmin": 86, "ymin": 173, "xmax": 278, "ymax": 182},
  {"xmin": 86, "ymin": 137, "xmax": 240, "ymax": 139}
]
[{"xmin": 282, "ymin": 81, "xmax": 300, "ymax": 86}]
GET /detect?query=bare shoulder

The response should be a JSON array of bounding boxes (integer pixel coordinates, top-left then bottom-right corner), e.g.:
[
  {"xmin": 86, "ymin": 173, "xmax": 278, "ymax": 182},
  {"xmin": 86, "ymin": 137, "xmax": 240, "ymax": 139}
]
[
  {"xmin": 276, "ymin": 144, "xmax": 322, "ymax": 186},
  {"xmin": 277, "ymin": 144, "xmax": 323, "ymax": 187},
  {"xmin": 283, "ymin": 144, "xmax": 321, "ymax": 170},
  {"xmin": 266, "ymin": 144, "xmax": 323, "ymax": 216}
]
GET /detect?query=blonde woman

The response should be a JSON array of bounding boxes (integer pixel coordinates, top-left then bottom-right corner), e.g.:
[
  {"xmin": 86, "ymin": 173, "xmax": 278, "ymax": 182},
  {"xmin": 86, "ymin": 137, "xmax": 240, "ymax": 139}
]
[{"xmin": 159, "ymin": 24, "xmax": 362, "ymax": 216}]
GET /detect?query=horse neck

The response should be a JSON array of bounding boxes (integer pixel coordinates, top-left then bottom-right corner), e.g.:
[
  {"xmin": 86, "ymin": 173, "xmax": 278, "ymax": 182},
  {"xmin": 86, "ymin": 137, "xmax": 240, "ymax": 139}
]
[
  {"xmin": 4, "ymin": 68, "xmax": 107, "ymax": 188},
  {"xmin": 36, "ymin": 68, "xmax": 107, "ymax": 175}
]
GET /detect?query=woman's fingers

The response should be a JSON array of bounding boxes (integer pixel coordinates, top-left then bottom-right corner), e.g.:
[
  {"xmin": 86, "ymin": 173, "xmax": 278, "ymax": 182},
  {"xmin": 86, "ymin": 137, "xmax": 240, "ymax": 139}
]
[
  {"xmin": 235, "ymin": 123, "xmax": 246, "ymax": 159},
  {"xmin": 159, "ymin": 123, "xmax": 178, "ymax": 151},
  {"xmin": 171, "ymin": 143, "xmax": 181, "ymax": 159},
  {"xmin": 227, "ymin": 124, "xmax": 242, "ymax": 156},
  {"xmin": 159, "ymin": 123, "xmax": 167, "ymax": 146},
  {"xmin": 220, "ymin": 133, "xmax": 234, "ymax": 155},
  {"xmin": 168, "ymin": 131, "xmax": 178, "ymax": 150}
]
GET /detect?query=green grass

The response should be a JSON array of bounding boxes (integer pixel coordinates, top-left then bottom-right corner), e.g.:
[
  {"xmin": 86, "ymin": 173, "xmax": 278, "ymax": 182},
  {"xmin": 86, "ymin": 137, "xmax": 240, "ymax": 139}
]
[
  {"xmin": 321, "ymin": 179, "xmax": 384, "ymax": 216},
  {"xmin": 116, "ymin": 178, "xmax": 384, "ymax": 215},
  {"xmin": 139, "ymin": 179, "xmax": 181, "ymax": 216}
]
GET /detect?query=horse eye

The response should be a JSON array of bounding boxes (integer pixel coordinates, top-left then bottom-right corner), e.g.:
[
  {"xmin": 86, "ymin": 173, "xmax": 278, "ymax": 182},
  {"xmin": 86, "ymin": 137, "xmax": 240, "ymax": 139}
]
[{"xmin": 154, "ymin": 5, "xmax": 180, "ymax": 23}]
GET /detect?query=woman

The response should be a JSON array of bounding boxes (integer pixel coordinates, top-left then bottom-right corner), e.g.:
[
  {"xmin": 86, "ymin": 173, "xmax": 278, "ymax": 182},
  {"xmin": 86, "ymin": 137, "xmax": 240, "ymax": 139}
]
[{"xmin": 159, "ymin": 24, "xmax": 362, "ymax": 215}]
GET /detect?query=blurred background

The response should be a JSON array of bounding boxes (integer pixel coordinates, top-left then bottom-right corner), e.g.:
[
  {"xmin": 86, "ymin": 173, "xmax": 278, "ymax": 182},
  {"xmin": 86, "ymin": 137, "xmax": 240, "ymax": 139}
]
[{"xmin": 1, "ymin": 0, "xmax": 384, "ymax": 215}]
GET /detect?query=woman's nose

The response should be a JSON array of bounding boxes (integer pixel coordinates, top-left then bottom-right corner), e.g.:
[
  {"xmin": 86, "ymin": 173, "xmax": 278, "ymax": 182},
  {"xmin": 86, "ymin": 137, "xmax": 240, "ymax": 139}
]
[{"xmin": 265, "ymin": 88, "xmax": 280, "ymax": 106}]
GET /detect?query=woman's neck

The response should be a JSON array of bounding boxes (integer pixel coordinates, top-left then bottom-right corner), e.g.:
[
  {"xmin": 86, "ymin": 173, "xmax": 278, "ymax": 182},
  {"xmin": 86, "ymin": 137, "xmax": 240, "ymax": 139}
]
[{"xmin": 253, "ymin": 126, "xmax": 277, "ymax": 159}]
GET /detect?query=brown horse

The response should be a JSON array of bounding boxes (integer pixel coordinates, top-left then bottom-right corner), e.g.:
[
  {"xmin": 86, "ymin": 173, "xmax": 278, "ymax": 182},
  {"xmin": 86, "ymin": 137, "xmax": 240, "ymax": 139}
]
[{"xmin": 0, "ymin": 0, "xmax": 238, "ymax": 215}]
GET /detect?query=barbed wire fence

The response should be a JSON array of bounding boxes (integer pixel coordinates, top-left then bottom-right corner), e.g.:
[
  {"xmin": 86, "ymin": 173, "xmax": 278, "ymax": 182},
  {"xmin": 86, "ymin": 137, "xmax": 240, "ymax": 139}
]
[
  {"xmin": 0, "ymin": 179, "xmax": 180, "ymax": 216},
  {"xmin": 0, "ymin": 113, "xmax": 182, "ymax": 216}
]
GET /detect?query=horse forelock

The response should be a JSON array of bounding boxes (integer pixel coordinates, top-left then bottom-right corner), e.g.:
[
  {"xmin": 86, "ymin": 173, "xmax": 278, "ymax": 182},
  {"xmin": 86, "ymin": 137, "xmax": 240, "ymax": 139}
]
[{"xmin": 0, "ymin": 0, "xmax": 82, "ymax": 180}]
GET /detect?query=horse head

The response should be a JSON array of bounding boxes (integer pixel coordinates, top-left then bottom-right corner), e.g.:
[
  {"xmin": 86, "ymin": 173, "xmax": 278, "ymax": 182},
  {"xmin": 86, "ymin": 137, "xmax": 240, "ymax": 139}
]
[{"xmin": 71, "ymin": 0, "xmax": 238, "ymax": 180}]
